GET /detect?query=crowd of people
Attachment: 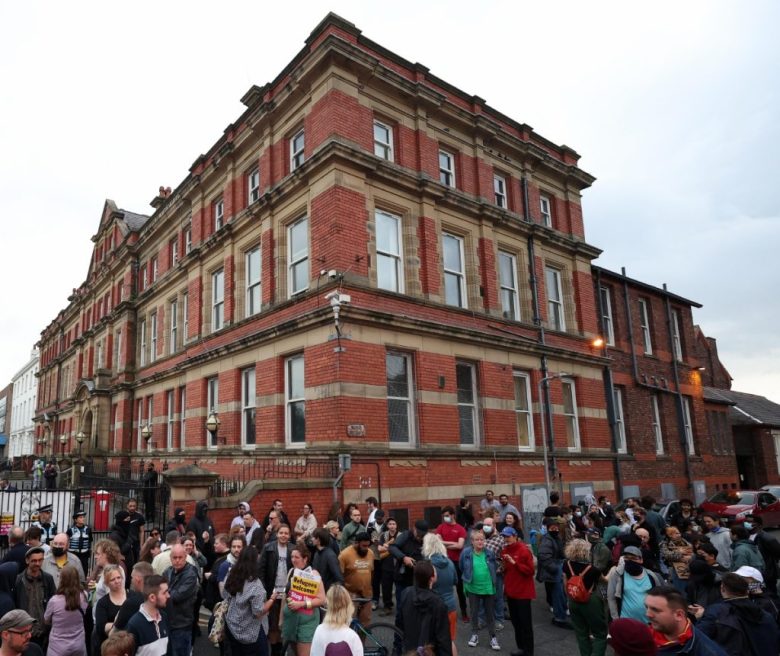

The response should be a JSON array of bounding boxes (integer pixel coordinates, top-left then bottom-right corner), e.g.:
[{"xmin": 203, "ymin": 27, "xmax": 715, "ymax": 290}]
[{"xmin": 0, "ymin": 490, "xmax": 778, "ymax": 656}]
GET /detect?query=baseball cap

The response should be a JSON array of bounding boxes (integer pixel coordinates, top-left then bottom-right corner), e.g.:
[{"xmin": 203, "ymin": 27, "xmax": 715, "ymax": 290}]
[
  {"xmin": 415, "ymin": 519, "xmax": 429, "ymax": 533},
  {"xmin": 734, "ymin": 566, "xmax": 764, "ymax": 583},
  {"xmin": 622, "ymin": 546, "xmax": 643, "ymax": 558},
  {"xmin": 501, "ymin": 527, "xmax": 518, "ymax": 537},
  {"xmin": 0, "ymin": 610, "xmax": 37, "ymax": 632}
]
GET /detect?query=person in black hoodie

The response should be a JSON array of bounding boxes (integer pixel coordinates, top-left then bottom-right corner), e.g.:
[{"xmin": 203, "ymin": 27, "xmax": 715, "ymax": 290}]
[
  {"xmin": 397, "ymin": 560, "xmax": 452, "ymax": 656},
  {"xmin": 694, "ymin": 572, "xmax": 779, "ymax": 656},
  {"xmin": 686, "ymin": 558, "xmax": 723, "ymax": 610},
  {"xmin": 186, "ymin": 501, "xmax": 214, "ymax": 567},
  {"xmin": 109, "ymin": 510, "xmax": 136, "ymax": 572}
]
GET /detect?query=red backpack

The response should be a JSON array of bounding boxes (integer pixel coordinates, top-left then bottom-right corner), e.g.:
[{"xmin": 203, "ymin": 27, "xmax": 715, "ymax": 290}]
[{"xmin": 565, "ymin": 561, "xmax": 593, "ymax": 603}]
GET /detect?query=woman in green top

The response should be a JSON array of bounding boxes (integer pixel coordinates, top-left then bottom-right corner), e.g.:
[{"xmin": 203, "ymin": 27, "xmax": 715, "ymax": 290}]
[{"xmin": 459, "ymin": 530, "xmax": 500, "ymax": 651}]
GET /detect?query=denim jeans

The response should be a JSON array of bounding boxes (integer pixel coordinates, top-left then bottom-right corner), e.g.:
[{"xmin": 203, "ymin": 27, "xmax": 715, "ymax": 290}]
[
  {"xmin": 169, "ymin": 628, "xmax": 192, "ymax": 656},
  {"xmin": 550, "ymin": 562, "xmax": 567, "ymax": 622}
]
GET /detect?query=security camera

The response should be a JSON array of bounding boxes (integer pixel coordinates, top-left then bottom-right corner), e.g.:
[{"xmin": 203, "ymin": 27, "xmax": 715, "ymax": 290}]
[{"xmin": 328, "ymin": 269, "xmax": 338, "ymax": 280}]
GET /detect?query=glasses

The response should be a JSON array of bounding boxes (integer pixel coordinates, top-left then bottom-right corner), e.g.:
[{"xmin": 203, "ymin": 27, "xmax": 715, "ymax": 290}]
[{"xmin": 7, "ymin": 628, "xmax": 33, "ymax": 636}]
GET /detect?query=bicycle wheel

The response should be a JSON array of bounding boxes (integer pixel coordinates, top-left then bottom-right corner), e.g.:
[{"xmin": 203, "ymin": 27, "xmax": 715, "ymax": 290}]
[{"xmin": 363, "ymin": 621, "xmax": 404, "ymax": 656}]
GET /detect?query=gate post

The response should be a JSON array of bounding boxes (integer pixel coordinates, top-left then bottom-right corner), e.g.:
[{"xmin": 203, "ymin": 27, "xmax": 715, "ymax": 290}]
[{"xmin": 161, "ymin": 464, "xmax": 219, "ymax": 522}]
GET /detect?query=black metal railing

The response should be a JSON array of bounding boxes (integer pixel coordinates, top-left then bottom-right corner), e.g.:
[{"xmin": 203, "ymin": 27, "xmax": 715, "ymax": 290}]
[{"xmin": 209, "ymin": 457, "xmax": 339, "ymax": 497}]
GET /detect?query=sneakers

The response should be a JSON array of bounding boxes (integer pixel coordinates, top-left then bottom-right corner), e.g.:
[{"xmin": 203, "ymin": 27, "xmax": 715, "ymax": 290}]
[
  {"xmin": 372, "ymin": 601, "xmax": 378, "ymax": 611},
  {"xmin": 495, "ymin": 622, "xmax": 505, "ymax": 631},
  {"xmin": 468, "ymin": 635, "xmax": 479, "ymax": 648},
  {"xmin": 490, "ymin": 637, "xmax": 501, "ymax": 651},
  {"xmin": 461, "ymin": 614, "xmax": 471, "ymax": 624}
]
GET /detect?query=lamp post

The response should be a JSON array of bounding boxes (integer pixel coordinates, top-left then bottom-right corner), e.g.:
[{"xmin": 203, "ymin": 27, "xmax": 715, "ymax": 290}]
[
  {"xmin": 76, "ymin": 431, "xmax": 85, "ymax": 458},
  {"xmin": 142, "ymin": 423, "xmax": 153, "ymax": 452},
  {"xmin": 59, "ymin": 435, "xmax": 67, "ymax": 462},
  {"xmin": 206, "ymin": 412, "xmax": 220, "ymax": 445},
  {"xmin": 538, "ymin": 372, "xmax": 570, "ymax": 502}
]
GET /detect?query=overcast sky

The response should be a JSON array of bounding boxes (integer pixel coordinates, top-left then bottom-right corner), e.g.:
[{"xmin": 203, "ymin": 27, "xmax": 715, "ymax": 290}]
[{"xmin": 1, "ymin": 1, "xmax": 778, "ymax": 403}]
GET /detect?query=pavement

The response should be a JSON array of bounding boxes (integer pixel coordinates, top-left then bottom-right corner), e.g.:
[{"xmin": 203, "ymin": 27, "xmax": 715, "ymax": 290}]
[{"xmin": 193, "ymin": 581, "xmax": 595, "ymax": 656}]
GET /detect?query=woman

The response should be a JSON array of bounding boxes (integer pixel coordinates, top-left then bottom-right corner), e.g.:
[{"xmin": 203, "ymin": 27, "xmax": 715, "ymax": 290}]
[
  {"xmin": 222, "ymin": 545, "xmax": 278, "ymax": 656},
  {"xmin": 183, "ymin": 534, "xmax": 208, "ymax": 578},
  {"xmin": 326, "ymin": 502, "xmax": 343, "ymax": 529},
  {"xmin": 93, "ymin": 564, "xmax": 127, "ymax": 655},
  {"xmin": 422, "ymin": 533, "xmax": 458, "ymax": 656},
  {"xmin": 44, "ymin": 565, "xmax": 89, "ymax": 656},
  {"xmin": 294, "ymin": 504, "xmax": 318, "ymax": 540},
  {"xmin": 281, "ymin": 542, "xmax": 326, "ymax": 656},
  {"xmin": 310, "ymin": 585, "xmax": 363, "ymax": 656},
  {"xmin": 603, "ymin": 511, "xmax": 630, "ymax": 549},
  {"xmin": 563, "ymin": 538, "xmax": 607, "ymax": 656},
  {"xmin": 503, "ymin": 511, "xmax": 524, "ymax": 541},
  {"xmin": 341, "ymin": 503, "xmax": 358, "ymax": 530},
  {"xmin": 459, "ymin": 530, "xmax": 499, "ymax": 651},
  {"xmin": 660, "ymin": 526, "xmax": 693, "ymax": 593},
  {"xmin": 398, "ymin": 561, "xmax": 452, "ymax": 656},
  {"xmin": 259, "ymin": 525, "xmax": 293, "ymax": 655},
  {"xmin": 138, "ymin": 536, "xmax": 161, "ymax": 564},
  {"xmin": 324, "ymin": 521, "xmax": 341, "ymax": 555},
  {"xmin": 91, "ymin": 539, "xmax": 126, "ymax": 620}
]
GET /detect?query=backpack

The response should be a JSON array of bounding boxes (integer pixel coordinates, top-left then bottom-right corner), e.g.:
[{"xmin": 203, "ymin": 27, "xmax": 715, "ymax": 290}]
[{"xmin": 565, "ymin": 561, "xmax": 593, "ymax": 603}]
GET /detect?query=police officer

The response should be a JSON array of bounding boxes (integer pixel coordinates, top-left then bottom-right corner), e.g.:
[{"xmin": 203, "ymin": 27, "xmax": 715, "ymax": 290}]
[
  {"xmin": 32, "ymin": 505, "xmax": 57, "ymax": 545},
  {"xmin": 66, "ymin": 510, "xmax": 92, "ymax": 575}
]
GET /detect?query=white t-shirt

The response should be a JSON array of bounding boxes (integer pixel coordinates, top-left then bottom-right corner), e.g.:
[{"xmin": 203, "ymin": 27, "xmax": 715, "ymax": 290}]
[{"xmin": 310, "ymin": 624, "xmax": 364, "ymax": 656}]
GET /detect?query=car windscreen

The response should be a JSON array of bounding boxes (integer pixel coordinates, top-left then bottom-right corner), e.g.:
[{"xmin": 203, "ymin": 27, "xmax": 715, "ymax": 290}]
[{"xmin": 707, "ymin": 491, "xmax": 755, "ymax": 505}]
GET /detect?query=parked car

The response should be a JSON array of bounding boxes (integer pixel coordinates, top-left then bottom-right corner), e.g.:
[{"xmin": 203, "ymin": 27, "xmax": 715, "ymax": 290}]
[
  {"xmin": 614, "ymin": 498, "xmax": 679, "ymax": 523},
  {"xmin": 760, "ymin": 484, "xmax": 780, "ymax": 498},
  {"xmin": 699, "ymin": 490, "xmax": 780, "ymax": 528}
]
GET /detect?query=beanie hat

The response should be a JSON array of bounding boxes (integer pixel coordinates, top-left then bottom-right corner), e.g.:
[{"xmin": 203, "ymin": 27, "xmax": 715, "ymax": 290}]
[{"xmin": 608, "ymin": 618, "xmax": 656, "ymax": 656}]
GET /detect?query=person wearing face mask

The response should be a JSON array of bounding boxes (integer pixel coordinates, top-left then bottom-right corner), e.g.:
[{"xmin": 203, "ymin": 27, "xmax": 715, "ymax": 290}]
[
  {"xmin": 42, "ymin": 533, "xmax": 85, "ymax": 588},
  {"xmin": 536, "ymin": 518, "xmax": 570, "ymax": 628},
  {"xmin": 686, "ymin": 558, "xmax": 723, "ymax": 611},
  {"xmin": 436, "ymin": 506, "xmax": 469, "ymax": 622},
  {"xmin": 743, "ymin": 515, "xmax": 780, "ymax": 597},
  {"xmin": 702, "ymin": 513, "xmax": 732, "ymax": 570},
  {"xmin": 729, "ymin": 525, "xmax": 765, "ymax": 574},
  {"xmin": 606, "ymin": 546, "xmax": 662, "ymax": 622},
  {"xmin": 479, "ymin": 516, "xmax": 506, "ymax": 629}
]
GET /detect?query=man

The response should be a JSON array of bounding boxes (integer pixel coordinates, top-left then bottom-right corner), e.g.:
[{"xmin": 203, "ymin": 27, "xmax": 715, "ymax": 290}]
[
  {"xmin": 41, "ymin": 533, "xmax": 85, "ymax": 587},
  {"xmin": 126, "ymin": 574, "xmax": 170, "ymax": 656},
  {"xmin": 623, "ymin": 497, "xmax": 639, "ymax": 525},
  {"xmin": 693, "ymin": 572, "xmax": 777, "ymax": 656},
  {"xmin": 729, "ymin": 525, "xmax": 765, "ymax": 573},
  {"xmin": 597, "ymin": 496, "xmax": 616, "ymax": 527},
  {"xmin": 365, "ymin": 497, "xmax": 380, "ymax": 530},
  {"xmin": 262, "ymin": 499, "xmax": 290, "ymax": 530},
  {"xmin": 264, "ymin": 510, "xmax": 282, "ymax": 543},
  {"xmin": 641, "ymin": 496, "xmax": 667, "ymax": 543},
  {"xmin": 0, "ymin": 609, "xmax": 44, "ymax": 656},
  {"xmin": 339, "ymin": 532, "xmax": 375, "ymax": 627},
  {"xmin": 702, "ymin": 513, "xmax": 732, "ymax": 570},
  {"xmin": 543, "ymin": 492, "xmax": 563, "ymax": 518},
  {"xmin": 644, "ymin": 586, "xmax": 727, "ymax": 655},
  {"xmin": 109, "ymin": 510, "xmax": 136, "ymax": 571},
  {"xmin": 13, "ymin": 547, "xmax": 55, "ymax": 649},
  {"xmin": 66, "ymin": 511, "xmax": 92, "ymax": 576},
  {"xmin": 537, "ymin": 518, "xmax": 568, "ymax": 628},
  {"xmin": 42, "ymin": 462, "xmax": 57, "ymax": 490},
  {"xmin": 231, "ymin": 502, "xmax": 251, "ymax": 528},
  {"xmin": 501, "ymin": 527, "xmax": 535, "ymax": 656},
  {"xmin": 2, "ymin": 527, "xmax": 28, "ymax": 570},
  {"xmin": 31, "ymin": 506, "xmax": 56, "ymax": 545},
  {"xmin": 216, "ymin": 535, "xmax": 245, "ymax": 595},
  {"xmin": 497, "ymin": 495, "xmax": 520, "ymax": 527},
  {"xmin": 607, "ymin": 545, "xmax": 663, "ymax": 622},
  {"xmin": 745, "ymin": 515, "xmax": 780, "ymax": 597},
  {"xmin": 340, "ymin": 506, "xmax": 365, "ymax": 548},
  {"xmin": 142, "ymin": 462, "xmax": 158, "ymax": 522},
  {"xmin": 587, "ymin": 528, "xmax": 612, "ymax": 574},
  {"xmin": 203, "ymin": 534, "xmax": 231, "ymax": 611},
  {"xmin": 389, "ymin": 519, "xmax": 427, "ymax": 615},
  {"xmin": 186, "ymin": 500, "xmax": 214, "ymax": 562},
  {"xmin": 127, "ymin": 499, "xmax": 146, "ymax": 564},
  {"xmin": 312, "ymin": 527, "xmax": 343, "ymax": 591},
  {"xmin": 163, "ymin": 545, "xmax": 198, "ymax": 656},
  {"xmin": 435, "ymin": 505, "xmax": 469, "ymax": 621},
  {"xmin": 165, "ymin": 508, "xmax": 186, "ymax": 536},
  {"xmin": 669, "ymin": 499, "xmax": 697, "ymax": 531},
  {"xmin": 480, "ymin": 490, "xmax": 501, "ymax": 517},
  {"xmin": 112, "ymin": 561, "xmax": 155, "ymax": 633},
  {"xmin": 152, "ymin": 532, "xmax": 198, "ymax": 575},
  {"xmin": 0, "ymin": 477, "xmax": 17, "ymax": 493},
  {"xmin": 242, "ymin": 510, "xmax": 262, "ymax": 544},
  {"xmin": 481, "ymin": 516, "xmax": 506, "ymax": 628}
]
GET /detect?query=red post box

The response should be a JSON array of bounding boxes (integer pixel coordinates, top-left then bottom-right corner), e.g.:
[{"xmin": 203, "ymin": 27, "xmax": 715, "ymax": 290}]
[{"xmin": 92, "ymin": 489, "xmax": 113, "ymax": 531}]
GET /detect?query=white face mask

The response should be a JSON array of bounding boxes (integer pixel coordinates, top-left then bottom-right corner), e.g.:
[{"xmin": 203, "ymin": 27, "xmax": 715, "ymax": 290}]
[
  {"xmin": 443, "ymin": 516, "xmax": 453, "ymax": 524},
  {"xmin": 483, "ymin": 526, "xmax": 493, "ymax": 534}
]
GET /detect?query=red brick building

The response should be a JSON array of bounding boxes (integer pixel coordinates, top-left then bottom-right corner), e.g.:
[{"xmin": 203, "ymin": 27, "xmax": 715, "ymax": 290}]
[
  {"xmin": 34, "ymin": 14, "xmax": 618, "ymax": 520},
  {"xmin": 593, "ymin": 267, "xmax": 739, "ymax": 505}
]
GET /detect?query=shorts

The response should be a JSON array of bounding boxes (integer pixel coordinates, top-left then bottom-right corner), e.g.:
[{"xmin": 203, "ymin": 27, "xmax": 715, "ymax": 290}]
[{"xmin": 281, "ymin": 605, "xmax": 320, "ymax": 644}]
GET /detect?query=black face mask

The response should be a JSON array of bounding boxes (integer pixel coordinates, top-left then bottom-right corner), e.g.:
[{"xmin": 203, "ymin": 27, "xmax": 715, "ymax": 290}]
[
  {"xmin": 548, "ymin": 530, "xmax": 559, "ymax": 539},
  {"xmin": 625, "ymin": 561, "xmax": 643, "ymax": 576},
  {"xmin": 51, "ymin": 547, "xmax": 66, "ymax": 557}
]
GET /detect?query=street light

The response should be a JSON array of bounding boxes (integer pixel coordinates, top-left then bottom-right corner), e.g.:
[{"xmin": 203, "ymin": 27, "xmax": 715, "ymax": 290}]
[
  {"xmin": 76, "ymin": 431, "xmax": 85, "ymax": 457},
  {"xmin": 59, "ymin": 434, "xmax": 67, "ymax": 456},
  {"xmin": 538, "ymin": 373, "xmax": 570, "ymax": 503},
  {"xmin": 142, "ymin": 423, "xmax": 153, "ymax": 451},
  {"xmin": 206, "ymin": 412, "xmax": 220, "ymax": 443}
]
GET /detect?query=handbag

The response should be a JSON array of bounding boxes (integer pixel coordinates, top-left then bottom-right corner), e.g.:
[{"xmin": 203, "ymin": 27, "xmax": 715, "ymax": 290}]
[{"xmin": 209, "ymin": 600, "xmax": 228, "ymax": 645}]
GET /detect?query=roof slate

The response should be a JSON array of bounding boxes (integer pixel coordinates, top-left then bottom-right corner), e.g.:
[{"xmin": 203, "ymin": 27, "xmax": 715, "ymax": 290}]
[{"xmin": 704, "ymin": 386, "xmax": 780, "ymax": 427}]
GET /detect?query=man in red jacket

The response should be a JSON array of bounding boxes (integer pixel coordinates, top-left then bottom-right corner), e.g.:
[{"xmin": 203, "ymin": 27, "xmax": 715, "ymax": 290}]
[{"xmin": 501, "ymin": 527, "xmax": 536, "ymax": 656}]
